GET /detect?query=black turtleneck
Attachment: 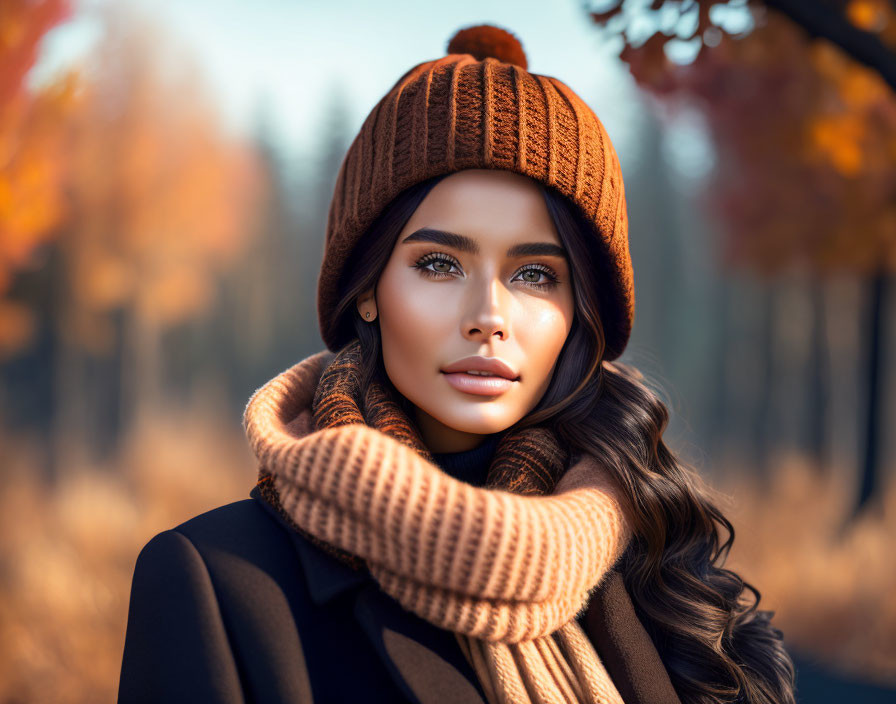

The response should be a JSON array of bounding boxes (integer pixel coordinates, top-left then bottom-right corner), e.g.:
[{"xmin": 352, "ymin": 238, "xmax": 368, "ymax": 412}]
[{"xmin": 430, "ymin": 433, "xmax": 500, "ymax": 487}]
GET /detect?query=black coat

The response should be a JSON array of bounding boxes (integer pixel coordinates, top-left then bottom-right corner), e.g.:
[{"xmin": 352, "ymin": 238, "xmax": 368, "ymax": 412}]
[{"xmin": 118, "ymin": 485, "xmax": 681, "ymax": 703}]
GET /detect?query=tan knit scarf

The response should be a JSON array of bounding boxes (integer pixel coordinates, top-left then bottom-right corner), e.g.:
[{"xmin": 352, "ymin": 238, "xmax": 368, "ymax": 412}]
[{"xmin": 244, "ymin": 339, "xmax": 634, "ymax": 704}]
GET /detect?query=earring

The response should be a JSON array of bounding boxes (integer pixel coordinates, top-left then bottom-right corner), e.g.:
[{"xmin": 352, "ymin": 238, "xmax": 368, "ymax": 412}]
[{"xmin": 365, "ymin": 312, "xmax": 371, "ymax": 319}]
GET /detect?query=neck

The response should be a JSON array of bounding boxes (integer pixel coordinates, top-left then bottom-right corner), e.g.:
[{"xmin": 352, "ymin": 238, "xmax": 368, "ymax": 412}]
[{"xmin": 430, "ymin": 433, "xmax": 500, "ymax": 487}]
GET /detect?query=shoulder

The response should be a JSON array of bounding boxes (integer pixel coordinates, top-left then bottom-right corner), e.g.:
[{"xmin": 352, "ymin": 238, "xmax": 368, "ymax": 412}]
[
  {"xmin": 171, "ymin": 496, "xmax": 277, "ymax": 544},
  {"xmin": 122, "ymin": 498, "xmax": 317, "ymax": 703},
  {"xmin": 130, "ymin": 495, "xmax": 315, "ymax": 627},
  {"xmin": 134, "ymin": 499, "xmax": 265, "ymax": 566},
  {"xmin": 136, "ymin": 496, "xmax": 302, "ymax": 586},
  {"xmin": 129, "ymin": 496, "xmax": 315, "ymax": 659}
]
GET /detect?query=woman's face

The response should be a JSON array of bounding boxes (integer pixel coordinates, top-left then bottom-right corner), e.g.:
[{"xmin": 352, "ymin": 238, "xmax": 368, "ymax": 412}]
[{"xmin": 356, "ymin": 168, "xmax": 575, "ymax": 453}]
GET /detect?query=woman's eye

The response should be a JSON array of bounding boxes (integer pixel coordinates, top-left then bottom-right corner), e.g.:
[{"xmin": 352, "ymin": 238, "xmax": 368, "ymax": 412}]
[
  {"xmin": 513, "ymin": 266, "xmax": 560, "ymax": 289},
  {"xmin": 413, "ymin": 253, "xmax": 459, "ymax": 278},
  {"xmin": 430, "ymin": 259, "xmax": 454, "ymax": 273},
  {"xmin": 519, "ymin": 269, "xmax": 545, "ymax": 283}
]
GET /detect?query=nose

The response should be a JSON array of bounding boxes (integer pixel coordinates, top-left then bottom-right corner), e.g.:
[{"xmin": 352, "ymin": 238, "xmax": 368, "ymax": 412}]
[{"xmin": 462, "ymin": 274, "xmax": 509, "ymax": 342}]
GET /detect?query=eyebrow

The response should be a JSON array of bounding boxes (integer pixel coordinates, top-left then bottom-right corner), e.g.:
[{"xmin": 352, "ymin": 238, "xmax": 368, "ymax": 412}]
[{"xmin": 401, "ymin": 227, "xmax": 568, "ymax": 259}]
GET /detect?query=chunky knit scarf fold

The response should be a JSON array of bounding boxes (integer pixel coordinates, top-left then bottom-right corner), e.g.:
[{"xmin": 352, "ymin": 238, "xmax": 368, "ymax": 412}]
[{"xmin": 243, "ymin": 340, "xmax": 634, "ymax": 704}]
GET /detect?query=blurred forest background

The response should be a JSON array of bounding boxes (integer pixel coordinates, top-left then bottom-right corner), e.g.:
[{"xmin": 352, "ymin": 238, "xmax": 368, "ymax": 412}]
[{"xmin": 0, "ymin": 0, "xmax": 894, "ymax": 702}]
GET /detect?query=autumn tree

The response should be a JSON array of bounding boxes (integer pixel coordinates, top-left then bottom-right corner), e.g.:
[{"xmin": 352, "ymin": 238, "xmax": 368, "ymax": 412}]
[
  {"xmin": 0, "ymin": 0, "xmax": 74, "ymax": 357},
  {"xmin": 588, "ymin": 0, "xmax": 896, "ymax": 513},
  {"xmin": 42, "ymin": 4, "xmax": 264, "ymax": 474}
]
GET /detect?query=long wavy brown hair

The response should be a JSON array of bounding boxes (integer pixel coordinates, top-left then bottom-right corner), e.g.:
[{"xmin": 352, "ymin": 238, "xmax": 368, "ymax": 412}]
[{"xmin": 330, "ymin": 172, "xmax": 797, "ymax": 704}]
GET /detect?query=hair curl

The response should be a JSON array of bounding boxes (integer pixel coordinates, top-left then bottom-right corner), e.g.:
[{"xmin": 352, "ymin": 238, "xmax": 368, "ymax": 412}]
[{"xmin": 331, "ymin": 172, "xmax": 796, "ymax": 704}]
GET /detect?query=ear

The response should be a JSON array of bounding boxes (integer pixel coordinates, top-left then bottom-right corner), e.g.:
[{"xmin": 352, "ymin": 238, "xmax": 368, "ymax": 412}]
[{"xmin": 355, "ymin": 287, "xmax": 378, "ymax": 322}]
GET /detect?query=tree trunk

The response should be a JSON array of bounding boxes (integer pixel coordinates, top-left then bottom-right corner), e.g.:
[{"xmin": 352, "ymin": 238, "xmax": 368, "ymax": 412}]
[
  {"xmin": 855, "ymin": 270, "xmax": 889, "ymax": 515},
  {"xmin": 707, "ymin": 268, "xmax": 733, "ymax": 468},
  {"xmin": 751, "ymin": 278, "xmax": 777, "ymax": 480},
  {"xmin": 120, "ymin": 301, "xmax": 163, "ymax": 437},
  {"xmin": 49, "ymin": 237, "xmax": 87, "ymax": 484},
  {"xmin": 806, "ymin": 276, "xmax": 829, "ymax": 473}
]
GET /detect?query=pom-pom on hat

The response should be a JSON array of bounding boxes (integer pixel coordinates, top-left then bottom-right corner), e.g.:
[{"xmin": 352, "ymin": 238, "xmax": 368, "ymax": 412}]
[
  {"xmin": 317, "ymin": 23, "xmax": 634, "ymax": 360},
  {"xmin": 447, "ymin": 24, "xmax": 528, "ymax": 69}
]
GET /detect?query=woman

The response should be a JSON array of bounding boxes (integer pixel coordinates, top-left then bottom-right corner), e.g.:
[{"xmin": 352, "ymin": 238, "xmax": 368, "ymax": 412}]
[{"xmin": 118, "ymin": 25, "xmax": 796, "ymax": 704}]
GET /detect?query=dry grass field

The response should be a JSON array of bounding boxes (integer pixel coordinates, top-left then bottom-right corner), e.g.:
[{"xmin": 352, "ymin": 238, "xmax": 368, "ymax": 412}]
[
  {"xmin": 721, "ymin": 454, "xmax": 896, "ymax": 687},
  {"xmin": 0, "ymin": 404, "xmax": 254, "ymax": 704}
]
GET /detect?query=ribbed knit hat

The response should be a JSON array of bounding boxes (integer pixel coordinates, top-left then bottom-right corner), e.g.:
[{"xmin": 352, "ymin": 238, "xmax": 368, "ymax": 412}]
[{"xmin": 318, "ymin": 24, "xmax": 634, "ymax": 360}]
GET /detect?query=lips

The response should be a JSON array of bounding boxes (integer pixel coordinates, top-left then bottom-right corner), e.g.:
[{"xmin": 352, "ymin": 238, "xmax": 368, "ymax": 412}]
[
  {"xmin": 440, "ymin": 356, "xmax": 520, "ymax": 397},
  {"xmin": 440, "ymin": 356, "xmax": 520, "ymax": 381}
]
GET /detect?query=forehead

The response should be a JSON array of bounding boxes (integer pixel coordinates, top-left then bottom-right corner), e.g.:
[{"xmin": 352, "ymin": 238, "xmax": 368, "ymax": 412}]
[{"xmin": 403, "ymin": 169, "xmax": 560, "ymax": 244}]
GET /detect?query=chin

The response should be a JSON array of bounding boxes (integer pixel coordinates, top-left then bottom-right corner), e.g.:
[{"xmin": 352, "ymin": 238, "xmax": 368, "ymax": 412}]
[{"xmin": 425, "ymin": 404, "xmax": 518, "ymax": 436}]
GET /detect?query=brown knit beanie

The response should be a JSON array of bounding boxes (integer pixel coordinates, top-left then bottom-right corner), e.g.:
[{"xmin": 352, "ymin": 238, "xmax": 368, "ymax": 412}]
[{"xmin": 318, "ymin": 24, "xmax": 634, "ymax": 360}]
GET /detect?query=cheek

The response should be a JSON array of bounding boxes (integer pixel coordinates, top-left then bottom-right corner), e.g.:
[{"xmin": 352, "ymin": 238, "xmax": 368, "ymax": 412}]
[
  {"xmin": 377, "ymin": 266, "xmax": 450, "ymax": 363},
  {"xmin": 517, "ymin": 303, "xmax": 573, "ymax": 375}
]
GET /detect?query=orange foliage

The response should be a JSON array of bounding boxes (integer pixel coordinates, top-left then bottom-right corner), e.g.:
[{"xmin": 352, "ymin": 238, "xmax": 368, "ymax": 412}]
[
  {"xmin": 63, "ymin": 7, "xmax": 263, "ymax": 336},
  {"xmin": 0, "ymin": 0, "xmax": 69, "ymax": 104},
  {"xmin": 1, "ymin": 4, "xmax": 264, "ymax": 358},
  {"xmin": 846, "ymin": 0, "xmax": 892, "ymax": 35},
  {"xmin": 807, "ymin": 40, "xmax": 896, "ymax": 178},
  {"xmin": 598, "ymin": 4, "xmax": 896, "ymax": 276},
  {"xmin": 0, "ymin": 0, "xmax": 73, "ymax": 350}
]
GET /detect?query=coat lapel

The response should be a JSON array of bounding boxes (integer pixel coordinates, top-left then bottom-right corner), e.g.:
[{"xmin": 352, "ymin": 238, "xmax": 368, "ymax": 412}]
[
  {"xmin": 251, "ymin": 486, "xmax": 487, "ymax": 704},
  {"xmin": 580, "ymin": 569, "xmax": 682, "ymax": 704},
  {"xmin": 352, "ymin": 583, "xmax": 488, "ymax": 704}
]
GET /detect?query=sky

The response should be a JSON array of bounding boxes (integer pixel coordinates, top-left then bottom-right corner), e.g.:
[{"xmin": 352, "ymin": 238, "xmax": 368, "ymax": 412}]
[{"xmin": 33, "ymin": 0, "xmax": 656, "ymax": 163}]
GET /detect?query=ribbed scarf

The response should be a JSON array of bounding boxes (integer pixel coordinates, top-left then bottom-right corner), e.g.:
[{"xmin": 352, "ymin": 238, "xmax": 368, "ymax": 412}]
[{"xmin": 244, "ymin": 340, "xmax": 633, "ymax": 704}]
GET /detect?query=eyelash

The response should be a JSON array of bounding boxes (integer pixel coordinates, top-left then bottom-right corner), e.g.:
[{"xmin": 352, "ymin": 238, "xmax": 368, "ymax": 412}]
[{"xmin": 412, "ymin": 252, "xmax": 561, "ymax": 290}]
